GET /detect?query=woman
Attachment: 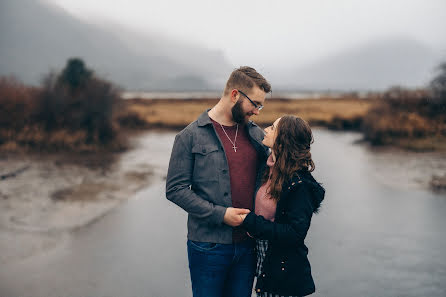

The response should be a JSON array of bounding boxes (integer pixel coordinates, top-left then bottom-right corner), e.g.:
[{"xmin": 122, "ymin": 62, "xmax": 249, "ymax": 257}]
[{"xmin": 241, "ymin": 115, "xmax": 325, "ymax": 297}]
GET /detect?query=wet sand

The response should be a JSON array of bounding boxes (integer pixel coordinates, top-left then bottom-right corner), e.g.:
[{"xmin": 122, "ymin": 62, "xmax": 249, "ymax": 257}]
[{"xmin": 0, "ymin": 131, "xmax": 155, "ymax": 266}]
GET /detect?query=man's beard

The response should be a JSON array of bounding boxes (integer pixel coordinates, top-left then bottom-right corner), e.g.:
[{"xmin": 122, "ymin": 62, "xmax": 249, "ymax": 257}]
[{"xmin": 231, "ymin": 100, "xmax": 250, "ymax": 124}]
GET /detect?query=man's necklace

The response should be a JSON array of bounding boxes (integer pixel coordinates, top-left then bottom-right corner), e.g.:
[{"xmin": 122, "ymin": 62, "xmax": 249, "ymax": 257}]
[{"xmin": 219, "ymin": 123, "xmax": 238, "ymax": 152}]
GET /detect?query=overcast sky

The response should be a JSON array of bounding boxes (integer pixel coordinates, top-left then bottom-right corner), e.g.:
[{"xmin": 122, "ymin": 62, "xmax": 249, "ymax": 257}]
[{"xmin": 49, "ymin": 0, "xmax": 446, "ymax": 69}]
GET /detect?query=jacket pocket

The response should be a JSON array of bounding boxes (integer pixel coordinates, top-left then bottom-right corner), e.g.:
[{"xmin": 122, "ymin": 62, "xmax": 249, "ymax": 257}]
[
  {"xmin": 188, "ymin": 240, "xmax": 221, "ymax": 252},
  {"xmin": 192, "ymin": 144, "xmax": 219, "ymax": 181},
  {"xmin": 192, "ymin": 144, "xmax": 219, "ymax": 155}
]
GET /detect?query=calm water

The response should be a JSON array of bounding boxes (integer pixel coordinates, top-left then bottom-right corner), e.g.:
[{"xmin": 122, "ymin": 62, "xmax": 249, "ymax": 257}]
[{"xmin": 1, "ymin": 129, "xmax": 445, "ymax": 297}]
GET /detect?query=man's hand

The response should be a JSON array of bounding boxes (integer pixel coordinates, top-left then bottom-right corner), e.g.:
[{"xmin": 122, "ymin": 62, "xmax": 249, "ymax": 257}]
[
  {"xmin": 239, "ymin": 213, "xmax": 248, "ymax": 221},
  {"xmin": 223, "ymin": 207, "xmax": 251, "ymax": 227}
]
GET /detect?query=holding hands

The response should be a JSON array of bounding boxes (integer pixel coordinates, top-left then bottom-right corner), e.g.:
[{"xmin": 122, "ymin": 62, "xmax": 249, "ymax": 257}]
[{"xmin": 223, "ymin": 207, "xmax": 250, "ymax": 226}]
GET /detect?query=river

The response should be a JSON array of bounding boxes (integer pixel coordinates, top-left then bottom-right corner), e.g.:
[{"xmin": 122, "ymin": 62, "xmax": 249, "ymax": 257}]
[{"xmin": 0, "ymin": 129, "xmax": 445, "ymax": 297}]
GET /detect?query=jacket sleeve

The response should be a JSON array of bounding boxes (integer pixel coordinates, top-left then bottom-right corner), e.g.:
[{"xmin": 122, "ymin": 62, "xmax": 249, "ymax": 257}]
[
  {"xmin": 165, "ymin": 131, "xmax": 226, "ymax": 225},
  {"xmin": 242, "ymin": 184, "xmax": 313, "ymax": 245}
]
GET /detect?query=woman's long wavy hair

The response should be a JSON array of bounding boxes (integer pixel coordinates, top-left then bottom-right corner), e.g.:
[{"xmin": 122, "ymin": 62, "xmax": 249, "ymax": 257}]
[{"xmin": 264, "ymin": 115, "xmax": 315, "ymax": 201}]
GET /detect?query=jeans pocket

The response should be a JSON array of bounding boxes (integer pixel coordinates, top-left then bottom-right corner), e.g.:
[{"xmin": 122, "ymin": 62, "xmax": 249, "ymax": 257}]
[{"xmin": 188, "ymin": 240, "xmax": 221, "ymax": 252}]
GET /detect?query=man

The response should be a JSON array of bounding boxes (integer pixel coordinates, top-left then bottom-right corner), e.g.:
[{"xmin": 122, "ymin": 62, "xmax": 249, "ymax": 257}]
[{"xmin": 166, "ymin": 66, "xmax": 271, "ymax": 297}]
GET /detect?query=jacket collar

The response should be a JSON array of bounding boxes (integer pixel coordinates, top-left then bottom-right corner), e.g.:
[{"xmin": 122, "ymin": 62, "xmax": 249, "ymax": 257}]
[{"xmin": 197, "ymin": 109, "xmax": 213, "ymax": 127}]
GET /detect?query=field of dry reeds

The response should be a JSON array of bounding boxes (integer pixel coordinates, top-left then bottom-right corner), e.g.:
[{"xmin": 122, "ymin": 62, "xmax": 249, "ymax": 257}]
[
  {"xmin": 118, "ymin": 96, "xmax": 372, "ymax": 130},
  {"xmin": 117, "ymin": 88, "xmax": 445, "ymax": 152}
]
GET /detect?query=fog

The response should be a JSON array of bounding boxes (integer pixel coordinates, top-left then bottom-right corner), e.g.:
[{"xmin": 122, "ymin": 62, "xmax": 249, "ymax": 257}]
[{"xmin": 1, "ymin": 0, "xmax": 446, "ymax": 90}]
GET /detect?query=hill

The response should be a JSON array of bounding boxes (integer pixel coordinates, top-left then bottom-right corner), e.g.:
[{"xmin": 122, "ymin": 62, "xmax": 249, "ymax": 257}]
[{"xmin": 0, "ymin": 0, "xmax": 232, "ymax": 90}]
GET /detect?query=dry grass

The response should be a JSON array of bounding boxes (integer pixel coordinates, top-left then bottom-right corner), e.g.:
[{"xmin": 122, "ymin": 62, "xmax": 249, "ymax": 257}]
[
  {"xmin": 119, "ymin": 93, "xmax": 445, "ymax": 152},
  {"xmin": 120, "ymin": 97, "xmax": 373, "ymax": 130}
]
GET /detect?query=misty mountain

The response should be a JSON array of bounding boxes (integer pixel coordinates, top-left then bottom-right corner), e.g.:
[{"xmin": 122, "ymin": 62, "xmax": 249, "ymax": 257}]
[
  {"xmin": 0, "ymin": 0, "xmax": 232, "ymax": 91},
  {"xmin": 275, "ymin": 37, "xmax": 443, "ymax": 91}
]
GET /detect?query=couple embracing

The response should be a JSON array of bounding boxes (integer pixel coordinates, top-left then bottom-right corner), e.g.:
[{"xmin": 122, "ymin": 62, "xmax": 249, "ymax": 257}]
[{"xmin": 166, "ymin": 66, "xmax": 325, "ymax": 297}]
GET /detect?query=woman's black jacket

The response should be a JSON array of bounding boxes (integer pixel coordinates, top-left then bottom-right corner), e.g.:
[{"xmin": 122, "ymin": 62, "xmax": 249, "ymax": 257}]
[{"xmin": 242, "ymin": 170, "xmax": 325, "ymax": 297}]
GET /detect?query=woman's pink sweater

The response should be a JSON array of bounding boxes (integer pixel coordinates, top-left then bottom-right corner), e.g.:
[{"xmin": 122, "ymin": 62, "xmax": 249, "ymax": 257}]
[{"xmin": 254, "ymin": 154, "xmax": 277, "ymax": 222}]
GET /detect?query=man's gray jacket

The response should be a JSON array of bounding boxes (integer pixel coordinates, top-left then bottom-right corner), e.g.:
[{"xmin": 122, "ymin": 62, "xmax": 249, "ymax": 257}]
[{"xmin": 166, "ymin": 110, "xmax": 269, "ymax": 244}]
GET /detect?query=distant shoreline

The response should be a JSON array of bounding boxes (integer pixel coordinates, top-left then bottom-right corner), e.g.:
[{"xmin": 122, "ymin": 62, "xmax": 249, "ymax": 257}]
[{"xmin": 121, "ymin": 90, "xmax": 368, "ymax": 100}]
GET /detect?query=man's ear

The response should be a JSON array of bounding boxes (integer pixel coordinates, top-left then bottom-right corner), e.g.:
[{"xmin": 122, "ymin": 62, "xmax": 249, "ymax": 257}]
[{"xmin": 230, "ymin": 89, "xmax": 239, "ymax": 103}]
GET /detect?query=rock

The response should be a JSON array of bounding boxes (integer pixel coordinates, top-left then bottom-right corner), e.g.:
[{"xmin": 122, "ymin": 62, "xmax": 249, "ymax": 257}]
[{"xmin": 430, "ymin": 174, "xmax": 446, "ymax": 192}]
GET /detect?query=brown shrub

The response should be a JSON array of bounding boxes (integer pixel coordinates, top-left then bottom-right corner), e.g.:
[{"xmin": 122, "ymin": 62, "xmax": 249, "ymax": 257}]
[
  {"xmin": 0, "ymin": 59, "xmax": 126, "ymax": 152},
  {"xmin": 362, "ymin": 87, "xmax": 445, "ymax": 145},
  {"xmin": 116, "ymin": 111, "xmax": 149, "ymax": 129},
  {"xmin": 0, "ymin": 77, "xmax": 39, "ymax": 134},
  {"xmin": 36, "ymin": 71, "xmax": 120, "ymax": 145}
]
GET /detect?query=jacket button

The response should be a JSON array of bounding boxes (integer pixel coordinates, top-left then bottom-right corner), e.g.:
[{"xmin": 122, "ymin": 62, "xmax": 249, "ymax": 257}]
[
  {"xmin": 281, "ymin": 261, "xmax": 285, "ymax": 264},
  {"xmin": 256, "ymin": 289, "xmax": 261, "ymax": 293},
  {"xmin": 281, "ymin": 267, "xmax": 285, "ymax": 271},
  {"xmin": 202, "ymin": 148, "xmax": 206, "ymax": 153},
  {"xmin": 291, "ymin": 182, "xmax": 295, "ymax": 185},
  {"xmin": 224, "ymin": 192, "xmax": 228, "ymax": 196},
  {"xmin": 298, "ymin": 180, "xmax": 302, "ymax": 183},
  {"xmin": 262, "ymin": 273, "xmax": 266, "ymax": 277},
  {"xmin": 222, "ymin": 169, "xmax": 227, "ymax": 174}
]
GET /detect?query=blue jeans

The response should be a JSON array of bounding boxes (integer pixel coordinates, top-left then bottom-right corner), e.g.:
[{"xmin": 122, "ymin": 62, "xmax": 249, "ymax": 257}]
[{"xmin": 187, "ymin": 239, "xmax": 256, "ymax": 297}]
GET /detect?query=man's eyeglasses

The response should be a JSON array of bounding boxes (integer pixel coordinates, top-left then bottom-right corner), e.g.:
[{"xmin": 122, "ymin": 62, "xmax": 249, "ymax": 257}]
[{"xmin": 237, "ymin": 90, "xmax": 264, "ymax": 111}]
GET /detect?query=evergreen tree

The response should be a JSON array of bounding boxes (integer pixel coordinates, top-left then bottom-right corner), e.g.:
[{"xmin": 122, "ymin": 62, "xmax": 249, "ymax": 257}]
[{"xmin": 58, "ymin": 58, "xmax": 92, "ymax": 91}]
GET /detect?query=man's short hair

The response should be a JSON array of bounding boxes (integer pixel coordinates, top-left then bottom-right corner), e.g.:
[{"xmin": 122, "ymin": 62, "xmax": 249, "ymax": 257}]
[{"xmin": 224, "ymin": 66, "xmax": 271, "ymax": 95}]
